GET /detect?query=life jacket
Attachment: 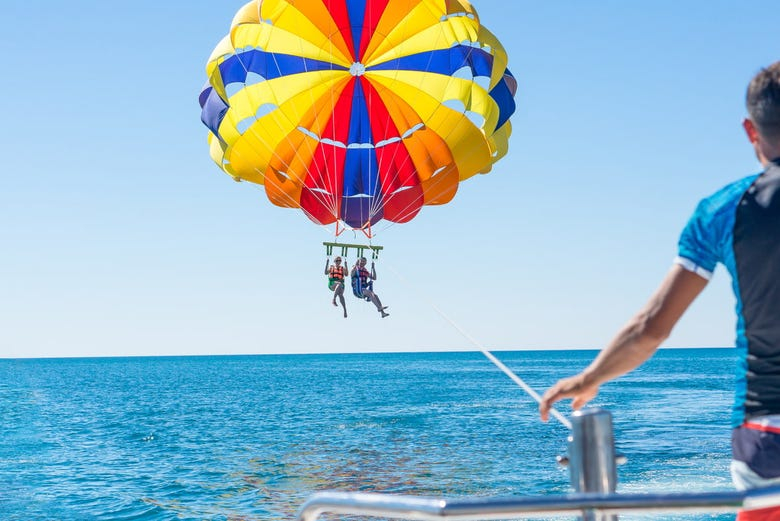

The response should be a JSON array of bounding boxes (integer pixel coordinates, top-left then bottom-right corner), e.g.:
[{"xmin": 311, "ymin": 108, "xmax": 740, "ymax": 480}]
[
  {"xmin": 354, "ymin": 266, "xmax": 369, "ymax": 285},
  {"xmin": 329, "ymin": 265, "xmax": 345, "ymax": 280},
  {"xmin": 351, "ymin": 267, "xmax": 372, "ymax": 299}
]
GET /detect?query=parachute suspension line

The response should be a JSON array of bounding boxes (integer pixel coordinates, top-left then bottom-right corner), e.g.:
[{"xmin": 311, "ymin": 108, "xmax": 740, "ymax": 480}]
[
  {"xmin": 363, "ymin": 220, "xmax": 374, "ymax": 239},
  {"xmin": 233, "ymin": 30, "xmax": 340, "ymax": 227},
  {"xmin": 224, "ymin": 65, "xmax": 338, "ymax": 227},
  {"xmin": 359, "ymin": 78, "xmax": 458, "ymax": 236},
  {"xmin": 365, "ymin": 116, "xmax": 478, "ymax": 239},
  {"xmin": 300, "ymin": 42, "xmax": 340, "ymax": 221},
  {"xmin": 224, "ymin": 108, "xmax": 341, "ymax": 234},
  {"xmin": 366, "ymin": 15, "xmax": 434, "ymax": 231},
  {"xmin": 365, "ymin": 13, "xmax": 503, "ymax": 238},
  {"xmin": 239, "ymin": 176, "xmax": 331, "ymax": 235},
  {"xmin": 228, "ymin": 93, "xmax": 338, "ymax": 232},
  {"xmin": 324, "ymin": 66, "xmax": 340, "ymax": 223},
  {"xmin": 231, "ymin": 132, "xmax": 349, "ymax": 241},
  {"xmin": 384, "ymin": 262, "xmax": 573, "ymax": 431},
  {"xmin": 366, "ymin": 79, "xmax": 385, "ymax": 230}
]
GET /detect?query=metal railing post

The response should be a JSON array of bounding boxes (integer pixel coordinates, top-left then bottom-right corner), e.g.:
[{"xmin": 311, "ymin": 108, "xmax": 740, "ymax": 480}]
[{"xmin": 568, "ymin": 408, "xmax": 619, "ymax": 521}]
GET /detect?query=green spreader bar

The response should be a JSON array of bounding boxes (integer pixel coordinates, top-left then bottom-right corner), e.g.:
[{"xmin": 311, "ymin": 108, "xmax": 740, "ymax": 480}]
[{"xmin": 323, "ymin": 242, "xmax": 383, "ymax": 259}]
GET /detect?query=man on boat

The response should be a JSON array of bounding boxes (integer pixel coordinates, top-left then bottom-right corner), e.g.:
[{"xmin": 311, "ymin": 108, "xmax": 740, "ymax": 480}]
[
  {"xmin": 351, "ymin": 257, "xmax": 389, "ymax": 318},
  {"xmin": 539, "ymin": 61, "xmax": 780, "ymax": 521},
  {"xmin": 325, "ymin": 256, "xmax": 347, "ymax": 318}
]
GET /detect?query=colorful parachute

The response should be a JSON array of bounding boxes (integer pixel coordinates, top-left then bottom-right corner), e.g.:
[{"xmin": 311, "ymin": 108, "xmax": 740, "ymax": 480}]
[{"xmin": 199, "ymin": 0, "xmax": 516, "ymax": 235}]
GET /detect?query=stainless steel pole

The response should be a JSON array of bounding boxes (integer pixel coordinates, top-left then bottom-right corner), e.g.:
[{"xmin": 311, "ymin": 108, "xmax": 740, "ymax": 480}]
[{"xmin": 567, "ymin": 408, "xmax": 618, "ymax": 521}]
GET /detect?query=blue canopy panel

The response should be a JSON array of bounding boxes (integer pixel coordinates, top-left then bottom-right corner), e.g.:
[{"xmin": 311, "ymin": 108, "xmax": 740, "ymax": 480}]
[
  {"xmin": 371, "ymin": 46, "xmax": 516, "ymax": 130},
  {"xmin": 218, "ymin": 50, "xmax": 344, "ymax": 85},
  {"xmin": 341, "ymin": 80, "xmax": 382, "ymax": 228},
  {"xmin": 345, "ymin": 0, "xmax": 368, "ymax": 60},
  {"xmin": 490, "ymin": 69, "xmax": 517, "ymax": 130},
  {"xmin": 199, "ymin": 49, "xmax": 347, "ymax": 145},
  {"xmin": 370, "ymin": 46, "xmax": 494, "ymax": 78},
  {"xmin": 199, "ymin": 85, "xmax": 229, "ymax": 142}
]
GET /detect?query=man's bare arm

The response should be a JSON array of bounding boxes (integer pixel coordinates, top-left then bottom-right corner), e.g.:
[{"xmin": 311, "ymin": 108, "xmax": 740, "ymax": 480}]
[{"xmin": 539, "ymin": 264, "xmax": 709, "ymax": 421}]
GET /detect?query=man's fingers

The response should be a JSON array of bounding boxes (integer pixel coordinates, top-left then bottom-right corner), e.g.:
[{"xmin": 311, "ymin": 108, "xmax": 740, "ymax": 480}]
[
  {"xmin": 539, "ymin": 396, "xmax": 554, "ymax": 422},
  {"xmin": 539, "ymin": 386, "xmax": 564, "ymax": 422},
  {"xmin": 539, "ymin": 377, "xmax": 586, "ymax": 421},
  {"xmin": 571, "ymin": 387, "xmax": 597, "ymax": 411}
]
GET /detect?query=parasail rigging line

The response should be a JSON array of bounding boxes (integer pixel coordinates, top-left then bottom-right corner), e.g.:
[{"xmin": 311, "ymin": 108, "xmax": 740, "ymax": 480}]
[{"xmin": 384, "ymin": 261, "xmax": 573, "ymax": 431}]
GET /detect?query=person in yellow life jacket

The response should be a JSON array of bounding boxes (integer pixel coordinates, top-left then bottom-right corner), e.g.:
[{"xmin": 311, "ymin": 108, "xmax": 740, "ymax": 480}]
[
  {"xmin": 325, "ymin": 256, "xmax": 347, "ymax": 318},
  {"xmin": 351, "ymin": 257, "xmax": 389, "ymax": 318}
]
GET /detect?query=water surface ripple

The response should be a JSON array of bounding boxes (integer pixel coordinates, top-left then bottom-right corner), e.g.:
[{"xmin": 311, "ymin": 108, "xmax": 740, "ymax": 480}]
[{"xmin": 0, "ymin": 349, "xmax": 736, "ymax": 520}]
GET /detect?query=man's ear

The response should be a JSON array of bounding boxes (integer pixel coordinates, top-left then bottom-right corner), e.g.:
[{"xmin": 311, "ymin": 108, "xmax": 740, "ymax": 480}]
[{"xmin": 743, "ymin": 118, "xmax": 760, "ymax": 144}]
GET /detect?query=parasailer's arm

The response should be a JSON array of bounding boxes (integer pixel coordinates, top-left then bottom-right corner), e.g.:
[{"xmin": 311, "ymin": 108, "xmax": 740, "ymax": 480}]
[{"xmin": 324, "ymin": 259, "xmax": 330, "ymax": 275}]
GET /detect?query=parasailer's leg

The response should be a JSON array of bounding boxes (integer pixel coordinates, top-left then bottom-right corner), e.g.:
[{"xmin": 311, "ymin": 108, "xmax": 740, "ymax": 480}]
[
  {"xmin": 328, "ymin": 279, "xmax": 338, "ymax": 306},
  {"xmin": 363, "ymin": 289, "xmax": 389, "ymax": 318},
  {"xmin": 335, "ymin": 282, "xmax": 347, "ymax": 318}
]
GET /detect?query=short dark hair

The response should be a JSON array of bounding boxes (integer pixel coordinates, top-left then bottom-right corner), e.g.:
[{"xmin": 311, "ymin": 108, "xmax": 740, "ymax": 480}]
[{"xmin": 747, "ymin": 61, "xmax": 780, "ymax": 141}]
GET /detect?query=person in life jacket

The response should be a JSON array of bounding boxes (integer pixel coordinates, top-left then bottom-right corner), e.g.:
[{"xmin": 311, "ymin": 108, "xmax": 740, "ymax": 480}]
[
  {"xmin": 351, "ymin": 257, "xmax": 389, "ymax": 318},
  {"xmin": 324, "ymin": 256, "xmax": 347, "ymax": 318}
]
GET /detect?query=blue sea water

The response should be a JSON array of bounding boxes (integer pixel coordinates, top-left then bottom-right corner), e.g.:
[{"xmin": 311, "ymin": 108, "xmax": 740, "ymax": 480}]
[{"xmin": 1, "ymin": 349, "xmax": 738, "ymax": 521}]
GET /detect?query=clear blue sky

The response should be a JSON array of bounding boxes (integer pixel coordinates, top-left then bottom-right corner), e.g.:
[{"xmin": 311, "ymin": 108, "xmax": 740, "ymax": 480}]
[{"xmin": 1, "ymin": 1, "xmax": 778, "ymax": 358}]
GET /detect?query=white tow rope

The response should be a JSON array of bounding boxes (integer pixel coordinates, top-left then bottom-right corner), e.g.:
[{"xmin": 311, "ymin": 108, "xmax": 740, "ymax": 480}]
[{"xmin": 385, "ymin": 264, "xmax": 572, "ymax": 430}]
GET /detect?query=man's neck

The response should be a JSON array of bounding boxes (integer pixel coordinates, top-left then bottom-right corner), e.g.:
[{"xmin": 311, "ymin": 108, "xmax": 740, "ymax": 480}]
[{"xmin": 759, "ymin": 140, "xmax": 780, "ymax": 166}]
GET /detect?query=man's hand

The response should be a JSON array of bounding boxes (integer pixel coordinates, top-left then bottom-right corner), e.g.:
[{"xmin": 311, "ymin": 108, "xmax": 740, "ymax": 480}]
[
  {"xmin": 539, "ymin": 265, "xmax": 709, "ymax": 423},
  {"xmin": 539, "ymin": 373, "xmax": 600, "ymax": 422}
]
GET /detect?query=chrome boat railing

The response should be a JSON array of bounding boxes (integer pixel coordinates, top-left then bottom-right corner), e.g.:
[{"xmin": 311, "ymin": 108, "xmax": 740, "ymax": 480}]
[
  {"xmin": 298, "ymin": 487, "xmax": 780, "ymax": 521},
  {"xmin": 297, "ymin": 409, "xmax": 780, "ymax": 520}
]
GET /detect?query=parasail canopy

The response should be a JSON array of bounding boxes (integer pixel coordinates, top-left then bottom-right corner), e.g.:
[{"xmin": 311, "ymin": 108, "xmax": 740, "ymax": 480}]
[{"xmin": 200, "ymin": 0, "xmax": 517, "ymax": 235}]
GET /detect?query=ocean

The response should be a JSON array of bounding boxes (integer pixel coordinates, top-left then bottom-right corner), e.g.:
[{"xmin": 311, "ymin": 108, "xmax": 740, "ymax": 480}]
[{"xmin": 1, "ymin": 349, "xmax": 738, "ymax": 520}]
